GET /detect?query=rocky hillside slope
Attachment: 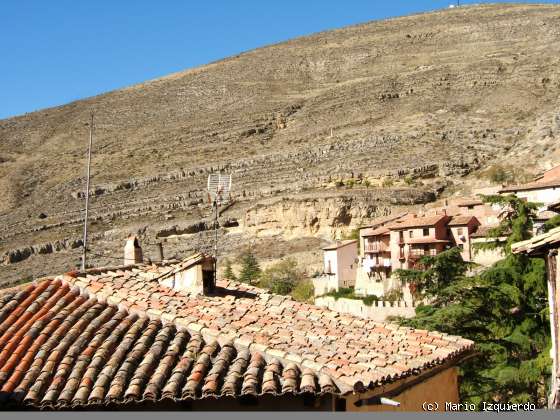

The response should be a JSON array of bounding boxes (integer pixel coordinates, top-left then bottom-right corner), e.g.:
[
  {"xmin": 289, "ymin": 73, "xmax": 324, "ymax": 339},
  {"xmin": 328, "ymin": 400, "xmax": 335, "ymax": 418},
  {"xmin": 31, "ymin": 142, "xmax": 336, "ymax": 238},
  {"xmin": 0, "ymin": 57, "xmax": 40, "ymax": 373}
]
[{"xmin": 1, "ymin": 4, "xmax": 560, "ymax": 285}]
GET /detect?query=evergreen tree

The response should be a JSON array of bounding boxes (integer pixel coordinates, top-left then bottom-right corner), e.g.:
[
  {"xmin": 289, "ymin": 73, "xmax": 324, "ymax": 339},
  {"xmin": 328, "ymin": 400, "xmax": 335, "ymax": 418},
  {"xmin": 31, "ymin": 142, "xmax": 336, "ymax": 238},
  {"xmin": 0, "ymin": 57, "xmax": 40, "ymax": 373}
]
[
  {"xmin": 222, "ymin": 258, "xmax": 236, "ymax": 281},
  {"xmin": 394, "ymin": 194, "xmax": 551, "ymax": 407},
  {"xmin": 238, "ymin": 252, "xmax": 261, "ymax": 285}
]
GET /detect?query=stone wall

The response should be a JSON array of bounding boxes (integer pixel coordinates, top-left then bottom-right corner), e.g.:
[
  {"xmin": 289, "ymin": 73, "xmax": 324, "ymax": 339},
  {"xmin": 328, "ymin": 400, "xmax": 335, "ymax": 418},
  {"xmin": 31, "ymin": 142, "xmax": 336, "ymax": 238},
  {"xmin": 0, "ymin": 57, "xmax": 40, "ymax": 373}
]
[{"xmin": 314, "ymin": 296, "xmax": 416, "ymax": 322}]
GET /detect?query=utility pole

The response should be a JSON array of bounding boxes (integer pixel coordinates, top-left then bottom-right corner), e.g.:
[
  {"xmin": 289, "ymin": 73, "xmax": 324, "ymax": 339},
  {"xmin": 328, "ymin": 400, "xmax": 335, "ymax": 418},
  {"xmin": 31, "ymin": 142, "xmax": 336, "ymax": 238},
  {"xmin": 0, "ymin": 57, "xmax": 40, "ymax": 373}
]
[{"xmin": 81, "ymin": 112, "xmax": 94, "ymax": 271}]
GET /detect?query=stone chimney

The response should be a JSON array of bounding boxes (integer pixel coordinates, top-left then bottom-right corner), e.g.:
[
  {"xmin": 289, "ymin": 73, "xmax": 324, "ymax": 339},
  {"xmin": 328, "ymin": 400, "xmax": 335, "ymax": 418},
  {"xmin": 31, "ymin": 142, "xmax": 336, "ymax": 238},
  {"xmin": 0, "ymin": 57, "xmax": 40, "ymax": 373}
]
[{"xmin": 124, "ymin": 235, "xmax": 143, "ymax": 265}]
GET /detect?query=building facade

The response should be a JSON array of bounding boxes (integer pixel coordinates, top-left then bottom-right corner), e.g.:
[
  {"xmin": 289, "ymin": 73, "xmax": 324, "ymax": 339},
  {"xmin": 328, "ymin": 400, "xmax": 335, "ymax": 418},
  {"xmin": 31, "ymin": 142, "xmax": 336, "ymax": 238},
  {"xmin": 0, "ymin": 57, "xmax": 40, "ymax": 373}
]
[{"xmin": 313, "ymin": 240, "xmax": 358, "ymax": 296}]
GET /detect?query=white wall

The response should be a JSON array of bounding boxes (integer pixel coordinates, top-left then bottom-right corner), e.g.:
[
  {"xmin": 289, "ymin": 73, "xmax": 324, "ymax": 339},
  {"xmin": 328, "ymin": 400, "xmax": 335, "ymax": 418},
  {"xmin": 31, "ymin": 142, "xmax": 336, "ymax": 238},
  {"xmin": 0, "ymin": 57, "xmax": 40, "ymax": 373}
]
[
  {"xmin": 312, "ymin": 275, "xmax": 339, "ymax": 296},
  {"xmin": 315, "ymin": 296, "xmax": 416, "ymax": 321},
  {"xmin": 510, "ymin": 187, "xmax": 560, "ymax": 212}
]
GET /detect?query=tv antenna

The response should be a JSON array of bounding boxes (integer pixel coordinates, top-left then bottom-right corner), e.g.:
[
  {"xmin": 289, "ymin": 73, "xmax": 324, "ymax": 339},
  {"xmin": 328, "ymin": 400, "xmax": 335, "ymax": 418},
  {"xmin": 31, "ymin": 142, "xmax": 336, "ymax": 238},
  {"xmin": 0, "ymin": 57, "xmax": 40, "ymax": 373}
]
[{"xmin": 207, "ymin": 172, "xmax": 232, "ymax": 282}]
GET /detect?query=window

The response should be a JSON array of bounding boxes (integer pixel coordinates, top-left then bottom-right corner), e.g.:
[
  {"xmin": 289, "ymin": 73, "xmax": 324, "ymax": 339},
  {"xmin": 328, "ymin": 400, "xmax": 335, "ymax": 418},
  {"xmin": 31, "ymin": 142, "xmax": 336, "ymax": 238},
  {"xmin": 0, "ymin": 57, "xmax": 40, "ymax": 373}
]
[
  {"xmin": 458, "ymin": 243, "xmax": 464, "ymax": 250},
  {"xmin": 423, "ymin": 228, "xmax": 429, "ymax": 236},
  {"xmin": 467, "ymin": 205, "xmax": 474, "ymax": 210},
  {"xmin": 409, "ymin": 230, "xmax": 414, "ymax": 238},
  {"xmin": 457, "ymin": 227, "xmax": 463, "ymax": 235}
]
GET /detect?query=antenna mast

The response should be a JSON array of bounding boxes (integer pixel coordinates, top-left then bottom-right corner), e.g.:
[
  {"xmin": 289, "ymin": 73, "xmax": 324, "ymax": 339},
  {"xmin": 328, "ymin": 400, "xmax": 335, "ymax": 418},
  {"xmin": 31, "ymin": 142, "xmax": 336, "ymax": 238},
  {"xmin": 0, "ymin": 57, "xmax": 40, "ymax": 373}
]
[
  {"xmin": 81, "ymin": 112, "xmax": 94, "ymax": 271},
  {"xmin": 207, "ymin": 172, "xmax": 232, "ymax": 284}
]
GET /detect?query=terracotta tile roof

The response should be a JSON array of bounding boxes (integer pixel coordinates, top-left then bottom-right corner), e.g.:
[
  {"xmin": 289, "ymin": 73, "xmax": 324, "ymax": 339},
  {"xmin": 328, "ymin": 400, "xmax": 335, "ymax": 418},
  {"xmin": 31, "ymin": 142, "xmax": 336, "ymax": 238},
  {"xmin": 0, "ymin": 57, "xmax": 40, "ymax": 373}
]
[
  {"xmin": 0, "ymin": 257, "xmax": 475, "ymax": 408},
  {"xmin": 360, "ymin": 226, "xmax": 390, "ymax": 237},
  {"xmin": 321, "ymin": 240, "xmax": 357, "ymax": 251},
  {"xmin": 499, "ymin": 178, "xmax": 560, "ymax": 193},
  {"xmin": 358, "ymin": 212, "xmax": 409, "ymax": 230},
  {"xmin": 470, "ymin": 225, "xmax": 508, "ymax": 239},
  {"xmin": 387, "ymin": 214, "xmax": 449, "ymax": 230},
  {"xmin": 0, "ymin": 279, "xmax": 337, "ymax": 409},
  {"xmin": 448, "ymin": 215, "xmax": 478, "ymax": 226}
]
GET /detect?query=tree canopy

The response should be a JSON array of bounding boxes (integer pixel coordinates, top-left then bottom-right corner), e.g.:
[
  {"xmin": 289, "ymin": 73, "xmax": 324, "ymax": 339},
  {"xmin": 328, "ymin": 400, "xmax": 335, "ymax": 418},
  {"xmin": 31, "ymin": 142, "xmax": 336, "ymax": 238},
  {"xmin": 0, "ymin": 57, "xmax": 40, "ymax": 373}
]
[{"xmin": 238, "ymin": 252, "xmax": 261, "ymax": 285}]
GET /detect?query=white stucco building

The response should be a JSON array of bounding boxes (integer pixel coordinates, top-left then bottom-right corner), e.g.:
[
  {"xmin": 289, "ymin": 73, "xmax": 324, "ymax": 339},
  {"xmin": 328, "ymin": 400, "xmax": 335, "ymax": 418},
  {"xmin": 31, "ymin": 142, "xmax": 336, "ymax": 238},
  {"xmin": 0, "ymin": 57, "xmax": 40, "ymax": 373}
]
[{"xmin": 312, "ymin": 240, "xmax": 358, "ymax": 296}]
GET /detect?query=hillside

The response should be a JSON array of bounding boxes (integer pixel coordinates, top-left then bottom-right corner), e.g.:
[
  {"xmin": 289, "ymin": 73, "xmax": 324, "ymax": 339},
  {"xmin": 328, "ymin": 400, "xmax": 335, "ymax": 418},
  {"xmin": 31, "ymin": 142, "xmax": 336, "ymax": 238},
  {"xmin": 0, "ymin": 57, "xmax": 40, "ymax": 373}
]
[{"xmin": 1, "ymin": 3, "xmax": 560, "ymax": 285}]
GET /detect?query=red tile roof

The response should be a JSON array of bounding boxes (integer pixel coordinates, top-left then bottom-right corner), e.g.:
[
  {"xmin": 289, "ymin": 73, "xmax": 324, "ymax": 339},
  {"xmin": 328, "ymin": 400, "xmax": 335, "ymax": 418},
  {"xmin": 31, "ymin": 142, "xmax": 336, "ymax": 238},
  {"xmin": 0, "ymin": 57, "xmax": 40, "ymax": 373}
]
[
  {"xmin": 499, "ymin": 178, "xmax": 560, "ymax": 193},
  {"xmin": 0, "ymin": 257, "xmax": 474, "ymax": 408},
  {"xmin": 387, "ymin": 215, "xmax": 449, "ymax": 230},
  {"xmin": 359, "ymin": 212, "xmax": 409, "ymax": 230},
  {"xmin": 0, "ymin": 279, "xmax": 336, "ymax": 408},
  {"xmin": 448, "ymin": 215, "xmax": 479, "ymax": 226},
  {"xmin": 360, "ymin": 226, "xmax": 390, "ymax": 237}
]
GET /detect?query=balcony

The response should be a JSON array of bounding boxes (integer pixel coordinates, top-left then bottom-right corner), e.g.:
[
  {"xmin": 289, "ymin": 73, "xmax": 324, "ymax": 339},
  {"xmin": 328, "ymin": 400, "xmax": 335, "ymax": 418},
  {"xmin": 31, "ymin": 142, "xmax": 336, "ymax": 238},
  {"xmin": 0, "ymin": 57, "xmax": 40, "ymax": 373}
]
[
  {"xmin": 362, "ymin": 258, "xmax": 391, "ymax": 271},
  {"xmin": 364, "ymin": 243, "xmax": 388, "ymax": 253}
]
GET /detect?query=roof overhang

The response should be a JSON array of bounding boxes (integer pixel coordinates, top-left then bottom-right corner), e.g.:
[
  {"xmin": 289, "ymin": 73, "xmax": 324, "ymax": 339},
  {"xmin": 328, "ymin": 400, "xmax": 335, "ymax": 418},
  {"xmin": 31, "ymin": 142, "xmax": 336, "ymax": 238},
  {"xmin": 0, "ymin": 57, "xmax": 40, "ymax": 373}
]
[{"xmin": 512, "ymin": 226, "xmax": 560, "ymax": 256}]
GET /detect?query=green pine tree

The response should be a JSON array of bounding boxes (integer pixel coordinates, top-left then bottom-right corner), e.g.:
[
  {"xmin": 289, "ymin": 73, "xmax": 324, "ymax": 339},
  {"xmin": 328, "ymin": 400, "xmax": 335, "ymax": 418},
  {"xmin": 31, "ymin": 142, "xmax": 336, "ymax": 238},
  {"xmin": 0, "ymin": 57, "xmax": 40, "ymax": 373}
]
[
  {"xmin": 222, "ymin": 258, "xmax": 236, "ymax": 281},
  {"xmin": 394, "ymin": 194, "xmax": 551, "ymax": 408},
  {"xmin": 238, "ymin": 252, "xmax": 261, "ymax": 285}
]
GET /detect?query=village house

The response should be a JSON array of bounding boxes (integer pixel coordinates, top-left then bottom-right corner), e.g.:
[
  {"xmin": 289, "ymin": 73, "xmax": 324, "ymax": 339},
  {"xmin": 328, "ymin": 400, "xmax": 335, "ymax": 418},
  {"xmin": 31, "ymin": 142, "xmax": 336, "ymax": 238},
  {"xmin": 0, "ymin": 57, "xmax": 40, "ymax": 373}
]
[
  {"xmin": 446, "ymin": 215, "xmax": 481, "ymax": 262},
  {"xmin": 0, "ymin": 239, "xmax": 474, "ymax": 411},
  {"xmin": 355, "ymin": 212, "xmax": 473, "ymax": 299},
  {"xmin": 512, "ymin": 226, "xmax": 560, "ymax": 409},
  {"xmin": 312, "ymin": 240, "xmax": 358, "ymax": 296},
  {"xmin": 499, "ymin": 164, "xmax": 560, "ymax": 231},
  {"xmin": 453, "ymin": 198, "xmax": 501, "ymax": 226}
]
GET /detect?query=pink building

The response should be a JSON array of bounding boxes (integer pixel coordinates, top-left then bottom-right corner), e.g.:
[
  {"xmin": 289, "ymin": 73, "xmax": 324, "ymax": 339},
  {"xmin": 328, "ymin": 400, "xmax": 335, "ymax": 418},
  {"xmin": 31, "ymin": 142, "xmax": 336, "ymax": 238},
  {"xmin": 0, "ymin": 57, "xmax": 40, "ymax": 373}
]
[
  {"xmin": 356, "ymin": 211, "xmax": 484, "ymax": 298},
  {"xmin": 388, "ymin": 214, "xmax": 452, "ymax": 271},
  {"xmin": 447, "ymin": 215, "xmax": 481, "ymax": 262}
]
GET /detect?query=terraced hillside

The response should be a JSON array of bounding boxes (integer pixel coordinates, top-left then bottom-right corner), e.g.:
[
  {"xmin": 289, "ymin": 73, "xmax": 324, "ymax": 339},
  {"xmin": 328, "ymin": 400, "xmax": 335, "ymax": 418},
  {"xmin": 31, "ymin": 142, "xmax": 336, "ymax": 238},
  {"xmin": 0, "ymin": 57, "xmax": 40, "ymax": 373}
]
[{"xmin": 1, "ymin": 4, "xmax": 560, "ymax": 285}]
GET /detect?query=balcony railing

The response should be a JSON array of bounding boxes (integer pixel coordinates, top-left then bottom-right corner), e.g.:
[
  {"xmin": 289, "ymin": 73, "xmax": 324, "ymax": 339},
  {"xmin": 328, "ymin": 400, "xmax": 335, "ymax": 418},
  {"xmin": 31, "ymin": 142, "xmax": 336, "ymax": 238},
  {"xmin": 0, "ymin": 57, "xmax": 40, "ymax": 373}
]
[
  {"xmin": 364, "ymin": 243, "xmax": 388, "ymax": 253},
  {"xmin": 362, "ymin": 258, "xmax": 391, "ymax": 271}
]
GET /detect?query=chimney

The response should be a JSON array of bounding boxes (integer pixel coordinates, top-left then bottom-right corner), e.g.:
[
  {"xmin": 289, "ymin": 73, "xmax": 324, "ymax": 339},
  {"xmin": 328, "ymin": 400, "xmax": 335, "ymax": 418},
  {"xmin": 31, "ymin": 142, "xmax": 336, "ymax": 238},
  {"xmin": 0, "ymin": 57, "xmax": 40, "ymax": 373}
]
[
  {"xmin": 156, "ymin": 242, "xmax": 164, "ymax": 262},
  {"xmin": 124, "ymin": 235, "xmax": 143, "ymax": 265},
  {"xmin": 159, "ymin": 254, "xmax": 216, "ymax": 296}
]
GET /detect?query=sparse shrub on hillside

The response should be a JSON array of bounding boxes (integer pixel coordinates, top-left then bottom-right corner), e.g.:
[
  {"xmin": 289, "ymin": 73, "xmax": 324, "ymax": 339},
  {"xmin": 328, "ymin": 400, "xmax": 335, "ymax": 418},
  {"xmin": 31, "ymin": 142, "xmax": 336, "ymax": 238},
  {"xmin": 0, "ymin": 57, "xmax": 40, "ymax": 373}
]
[
  {"xmin": 363, "ymin": 179, "xmax": 371, "ymax": 188},
  {"xmin": 404, "ymin": 175, "xmax": 414, "ymax": 185},
  {"xmin": 486, "ymin": 165, "xmax": 512, "ymax": 184},
  {"xmin": 335, "ymin": 180, "xmax": 345, "ymax": 187},
  {"xmin": 259, "ymin": 258, "xmax": 304, "ymax": 295},
  {"xmin": 346, "ymin": 179, "xmax": 355, "ymax": 188},
  {"xmin": 483, "ymin": 164, "xmax": 533, "ymax": 185},
  {"xmin": 382, "ymin": 177, "xmax": 394, "ymax": 188},
  {"xmin": 342, "ymin": 228, "xmax": 359, "ymax": 241}
]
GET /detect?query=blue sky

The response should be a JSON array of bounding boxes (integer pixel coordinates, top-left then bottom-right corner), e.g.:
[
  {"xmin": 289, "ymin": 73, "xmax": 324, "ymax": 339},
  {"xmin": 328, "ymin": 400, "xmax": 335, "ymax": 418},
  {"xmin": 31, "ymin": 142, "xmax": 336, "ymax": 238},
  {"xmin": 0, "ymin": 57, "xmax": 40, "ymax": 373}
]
[{"xmin": 1, "ymin": 0, "xmax": 558, "ymax": 119}]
